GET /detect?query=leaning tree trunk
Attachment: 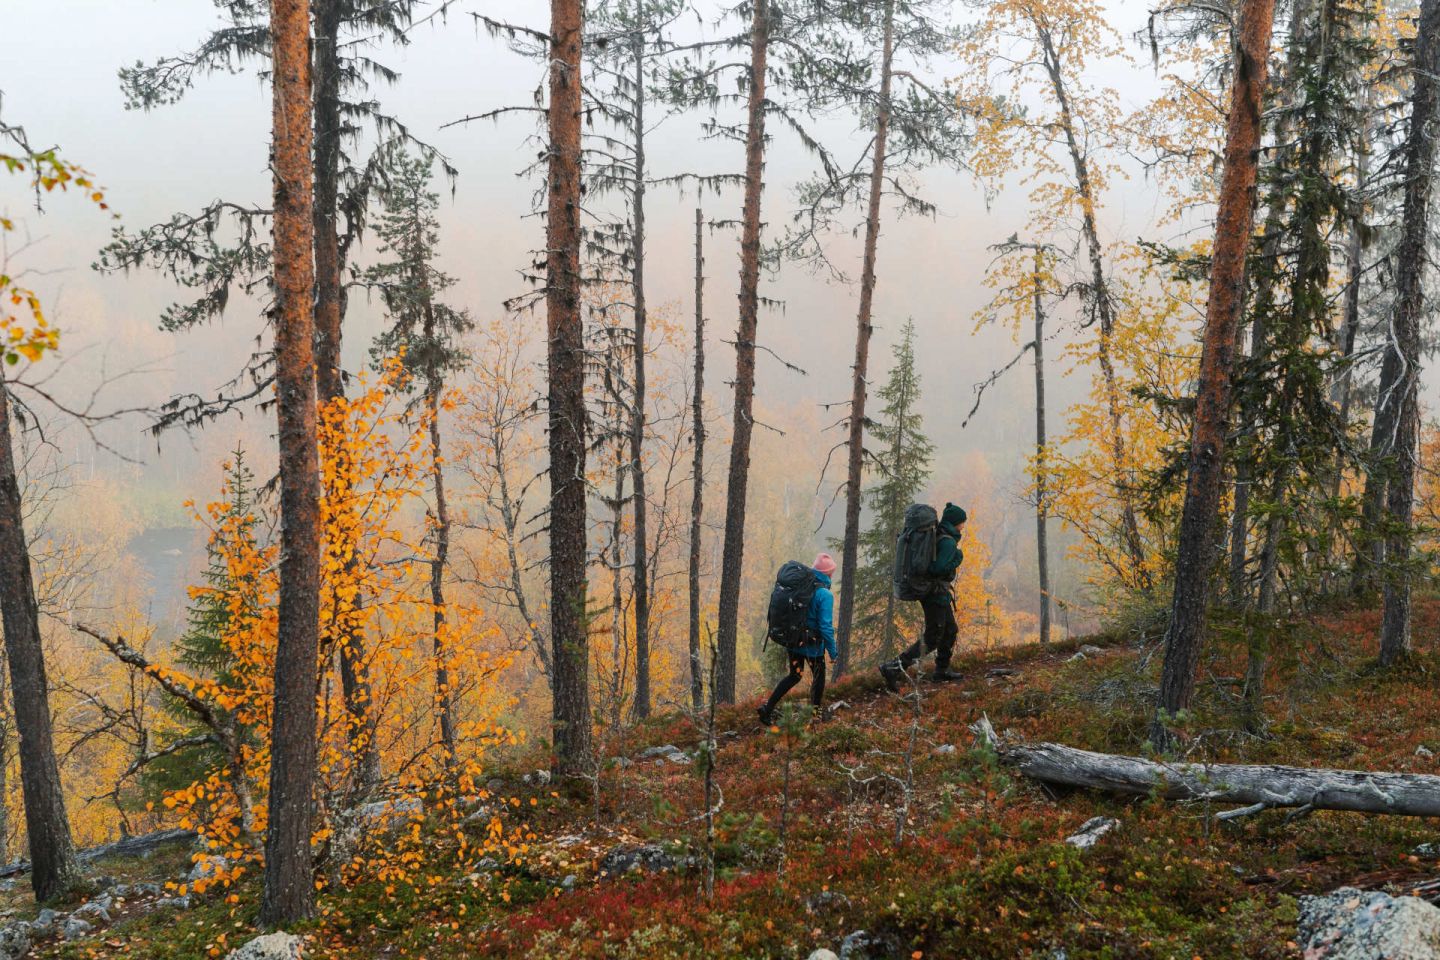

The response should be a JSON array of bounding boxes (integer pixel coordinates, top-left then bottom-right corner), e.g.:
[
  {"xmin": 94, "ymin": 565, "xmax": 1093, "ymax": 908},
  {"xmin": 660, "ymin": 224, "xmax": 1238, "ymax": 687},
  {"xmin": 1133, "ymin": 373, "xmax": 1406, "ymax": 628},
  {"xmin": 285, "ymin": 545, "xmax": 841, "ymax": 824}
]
[
  {"xmin": 1033, "ymin": 250, "xmax": 1051, "ymax": 646},
  {"xmin": 311, "ymin": 0, "xmax": 379, "ymax": 796},
  {"xmin": 835, "ymin": 0, "xmax": 895, "ymax": 678},
  {"xmin": 1037, "ymin": 28, "xmax": 1147, "ymax": 587},
  {"xmin": 975, "ymin": 716, "xmax": 1440, "ymax": 819},
  {"xmin": 261, "ymin": 0, "xmax": 322, "ymax": 926},
  {"xmin": 630, "ymin": 29, "xmax": 652, "ymax": 721},
  {"xmin": 1153, "ymin": 0, "xmax": 1275, "ymax": 749},
  {"xmin": 546, "ymin": 0, "xmax": 594, "ymax": 777},
  {"xmin": 1379, "ymin": 0, "xmax": 1440, "ymax": 666},
  {"xmin": 0, "ymin": 381, "xmax": 83, "ymax": 903},
  {"xmin": 689, "ymin": 207, "xmax": 707, "ymax": 713},
  {"xmin": 715, "ymin": 0, "xmax": 770, "ymax": 705}
]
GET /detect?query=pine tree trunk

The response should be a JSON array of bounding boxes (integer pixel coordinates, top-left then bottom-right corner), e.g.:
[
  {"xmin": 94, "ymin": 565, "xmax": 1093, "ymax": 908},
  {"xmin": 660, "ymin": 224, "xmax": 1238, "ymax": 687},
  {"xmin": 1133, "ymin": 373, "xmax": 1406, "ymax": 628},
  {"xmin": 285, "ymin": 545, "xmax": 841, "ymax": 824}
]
[
  {"xmin": 689, "ymin": 207, "xmax": 706, "ymax": 713},
  {"xmin": 835, "ymin": 0, "xmax": 895, "ymax": 678},
  {"xmin": 312, "ymin": 0, "xmax": 379, "ymax": 797},
  {"xmin": 1152, "ymin": 0, "xmax": 1275, "ymax": 748},
  {"xmin": 260, "ymin": 0, "xmax": 322, "ymax": 924},
  {"xmin": 546, "ymin": 0, "xmax": 594, "ymax": 776},
  {"xmin": 1037, "ymin": 28, "xmax": 1147, "ymax": 587},
  {"xmin": 715, "ymin": 0, "xmax": 769, "ymax": 704},
  {"xmin": 1379, "ymin": 0, "xmax": 1440, "ymax": 666},
  {"xmin": 427, "ymin": 369, "xmax": 458, "ymax": 773},
  {"xmin": 0, "ymin": 382, "xmax": 83, "ymax": 903},
  {"xmin": 1033, "ymin": 251, "xmax": 1051, "ymax": 646},
  {"xmin": 630, "ymin": 30, "xmax": 652, "ymax": 721}
]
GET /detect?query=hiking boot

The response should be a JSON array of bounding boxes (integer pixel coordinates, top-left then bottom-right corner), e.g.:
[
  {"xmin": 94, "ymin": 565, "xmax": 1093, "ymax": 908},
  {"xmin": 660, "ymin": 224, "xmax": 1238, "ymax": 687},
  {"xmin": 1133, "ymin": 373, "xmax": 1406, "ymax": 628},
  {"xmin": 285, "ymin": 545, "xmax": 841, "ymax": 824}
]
[
  {"xmin": 929, "ymin": 666, "xmax": 964, "ymax": 683},
  {"xmin": 879, "ymin": 662, "xmax": 904, "ymax": 693},
  {"xmin": 757, "ymin": 705, "xmax": 775, "ymax": 727}
]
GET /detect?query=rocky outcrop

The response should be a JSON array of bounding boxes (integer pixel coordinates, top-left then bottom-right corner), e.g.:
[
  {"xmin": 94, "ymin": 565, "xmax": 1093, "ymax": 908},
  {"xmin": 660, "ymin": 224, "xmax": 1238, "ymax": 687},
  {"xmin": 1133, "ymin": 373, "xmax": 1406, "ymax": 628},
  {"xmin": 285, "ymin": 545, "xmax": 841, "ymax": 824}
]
[
  {"xmin": 1299, "ymin": 887, "xmax": 1440, "ymax": 959},
  {"xmin": 224, "ymin": 932, "xmax": 304, "ymax": 960}
]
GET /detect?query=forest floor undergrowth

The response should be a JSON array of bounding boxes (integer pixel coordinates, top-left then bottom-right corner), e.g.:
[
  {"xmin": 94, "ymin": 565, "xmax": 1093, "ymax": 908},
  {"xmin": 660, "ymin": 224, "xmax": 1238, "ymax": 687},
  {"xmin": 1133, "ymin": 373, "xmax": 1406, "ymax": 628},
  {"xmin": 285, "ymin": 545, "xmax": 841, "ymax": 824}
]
[{"xmin": 25, "ymin": 595, "xmax": 1440, "ymax": 959}]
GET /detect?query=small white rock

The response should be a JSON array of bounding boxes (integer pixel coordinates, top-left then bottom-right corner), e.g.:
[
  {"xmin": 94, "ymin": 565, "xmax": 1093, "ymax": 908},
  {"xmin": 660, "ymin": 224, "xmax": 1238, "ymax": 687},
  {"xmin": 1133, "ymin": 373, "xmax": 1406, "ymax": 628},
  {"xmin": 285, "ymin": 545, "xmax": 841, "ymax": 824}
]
[
  {"xmin": 807, "ymin": 950, "xmax": 841, "ymax": 960},
  {"xmin": 224, "ymin": 932, "xmax": 304, "ymax": 960}
]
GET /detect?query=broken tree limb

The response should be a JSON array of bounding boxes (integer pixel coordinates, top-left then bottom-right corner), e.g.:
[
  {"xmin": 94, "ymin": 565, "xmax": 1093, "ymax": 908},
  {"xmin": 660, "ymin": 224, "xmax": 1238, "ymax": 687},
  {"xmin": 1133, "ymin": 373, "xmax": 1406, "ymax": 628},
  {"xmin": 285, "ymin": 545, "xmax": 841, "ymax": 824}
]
[{"xmin": 972, "ymin": 715, "xmax": 1440, "ymax": 818}]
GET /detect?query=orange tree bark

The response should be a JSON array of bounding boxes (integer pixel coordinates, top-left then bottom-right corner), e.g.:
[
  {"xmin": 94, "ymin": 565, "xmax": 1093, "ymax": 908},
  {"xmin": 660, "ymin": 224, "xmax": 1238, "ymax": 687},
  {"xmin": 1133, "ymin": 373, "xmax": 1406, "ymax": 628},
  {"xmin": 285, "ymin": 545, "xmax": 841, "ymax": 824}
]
[
  {"xmin": 260, "ymin": 0, "xmax": 323, "ymax": 926},
  {"xmin": 715, "ymin": 0, "xmax": 769, "ymax": 704},
  {"xmin": 835, "ymin": 0, "xmax": 895, "ymax": 677},
  {"xmin": 546, "ymin": 0, "xmax": 594, "ymax": 777},
  {"xmin": 0, "ymin": 381, "xmax": 84, "ymax": 902},
  {"xmin": 1152, "ymin": 0, "xmax": 1275, "ymax": 747},
  {"xmin": 1378, "ymin": 0, "xmax": 1440, "ymax": 666}
]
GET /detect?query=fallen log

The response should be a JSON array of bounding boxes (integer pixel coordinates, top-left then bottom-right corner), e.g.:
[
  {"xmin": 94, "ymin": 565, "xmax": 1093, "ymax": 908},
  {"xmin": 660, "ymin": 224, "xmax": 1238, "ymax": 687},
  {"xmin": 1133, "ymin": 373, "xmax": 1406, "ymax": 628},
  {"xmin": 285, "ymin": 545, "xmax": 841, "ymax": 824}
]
[
  {"xmin": 0, "ymin": 827, "xmax": 197, "ymax": 879},
  {"xmin": 973, "ymin": 715, "xmax": 1440, "ymax": 819}
]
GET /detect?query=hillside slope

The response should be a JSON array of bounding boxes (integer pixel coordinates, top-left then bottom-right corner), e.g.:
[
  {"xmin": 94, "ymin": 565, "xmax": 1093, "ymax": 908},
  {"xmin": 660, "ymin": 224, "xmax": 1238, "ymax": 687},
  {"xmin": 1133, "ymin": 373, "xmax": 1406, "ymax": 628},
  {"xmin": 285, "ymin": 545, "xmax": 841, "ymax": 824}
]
[{"xmin": 21, "ymin": 598, "xmax": 1440, "ymax": 959}]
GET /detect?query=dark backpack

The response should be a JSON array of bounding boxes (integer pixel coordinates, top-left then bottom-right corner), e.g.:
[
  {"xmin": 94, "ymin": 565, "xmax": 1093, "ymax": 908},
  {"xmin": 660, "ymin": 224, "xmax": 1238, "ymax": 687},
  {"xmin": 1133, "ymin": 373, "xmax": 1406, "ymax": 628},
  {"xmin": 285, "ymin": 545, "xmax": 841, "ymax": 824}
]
[
  {"xmin": 766, "ymin": 561, "xmax": 818, "ymax": 650},
  {"xmin": 893, "ymin": 503, "xmax": 939, "ymax": 601}
]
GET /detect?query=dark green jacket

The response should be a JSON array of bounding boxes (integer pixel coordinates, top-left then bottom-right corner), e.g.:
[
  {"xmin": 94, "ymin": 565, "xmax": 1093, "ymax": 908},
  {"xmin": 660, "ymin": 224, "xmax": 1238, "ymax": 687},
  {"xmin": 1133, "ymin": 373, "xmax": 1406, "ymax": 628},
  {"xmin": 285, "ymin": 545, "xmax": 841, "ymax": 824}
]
[{"xmin": 928, "ymin": 521, "xmax": 964, "ymax": 580}]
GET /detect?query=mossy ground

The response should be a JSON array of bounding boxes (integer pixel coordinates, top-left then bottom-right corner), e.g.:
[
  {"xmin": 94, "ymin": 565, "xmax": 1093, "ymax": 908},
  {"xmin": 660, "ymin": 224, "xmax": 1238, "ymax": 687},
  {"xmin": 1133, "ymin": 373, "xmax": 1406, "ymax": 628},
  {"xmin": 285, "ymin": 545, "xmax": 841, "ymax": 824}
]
[{"xmin": 28, "ymin": 596, "xmax": 1440, "ymax": 958}]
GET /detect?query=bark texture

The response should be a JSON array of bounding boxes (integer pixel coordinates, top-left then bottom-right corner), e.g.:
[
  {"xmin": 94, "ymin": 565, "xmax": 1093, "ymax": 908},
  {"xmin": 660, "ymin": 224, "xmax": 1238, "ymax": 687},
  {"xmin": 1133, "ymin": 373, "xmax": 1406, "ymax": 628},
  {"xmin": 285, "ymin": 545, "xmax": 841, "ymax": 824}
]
[
  {"xmin": 546, "ymin": 0, "xmax": 594, "ymax": 776},
  {"xmin": 0, "ymin": 382, "xmax": 83, "ymax": 903},
  {"xmin": 260, "ymin": 0, "xmax": 322, "ymax": 925},
  {"xmin": 689, "ymin": 207, "xmax": 706, "ymax": 713},
  {"xmin": 714, "ymin": 0, "xmax": 769, "ymax": 704},
  {"xmin": 630, "ymin": 29, "xmax": 652, "ymax": 720},
  {"xmin": 1153, "ymin": 0, "xmax": 1275, "ymax": 746},
  {"xmin": 1032, "ymin": 250, "xmax": 1051, "ymax": 646},
  {"xmin": 835, "ymin": 0, "xmax": 895, "ymax": 676}
]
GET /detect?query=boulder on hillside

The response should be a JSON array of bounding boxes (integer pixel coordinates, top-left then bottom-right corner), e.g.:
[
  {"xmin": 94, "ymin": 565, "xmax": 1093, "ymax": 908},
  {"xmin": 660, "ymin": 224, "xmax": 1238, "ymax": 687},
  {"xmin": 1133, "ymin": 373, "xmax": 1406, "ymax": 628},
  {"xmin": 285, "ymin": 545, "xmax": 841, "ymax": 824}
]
[
  {"xmin": 839, "ymin": 928, "xmax": 900, "ymax": 959},
  {"xmin": 0, "ymin": 920, "xmax": 31, "ymax": 960},
  {"xmin": 807, "ymin": 950, "xmax": 840, "ymax": 960},
  {"xmin": 598, "ymin": 843, "xmax": 677, "ymax": 877},
  {"xmin": 1299, "ymin": 887, "xmax": 1440, "ymax": 959},
  {"xmin": 225, "ymin": 932, "xmax": 304, "ymax": 960}
]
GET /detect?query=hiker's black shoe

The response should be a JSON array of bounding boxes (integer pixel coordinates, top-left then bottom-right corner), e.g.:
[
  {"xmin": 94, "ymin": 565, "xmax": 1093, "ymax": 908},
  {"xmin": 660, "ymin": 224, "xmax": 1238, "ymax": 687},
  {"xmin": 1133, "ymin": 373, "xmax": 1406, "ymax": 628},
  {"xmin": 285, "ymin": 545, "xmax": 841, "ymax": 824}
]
[
  {"xmin": 757, "ymin": 706, "xmax": 775, "ymax": 727},
  {"xmin": 930, "ymin": 666, "xmax": 964, "ymax": 683},
  {"xmin": 879, "ymin": 662, "xmax": 903, "ymax": 693}
]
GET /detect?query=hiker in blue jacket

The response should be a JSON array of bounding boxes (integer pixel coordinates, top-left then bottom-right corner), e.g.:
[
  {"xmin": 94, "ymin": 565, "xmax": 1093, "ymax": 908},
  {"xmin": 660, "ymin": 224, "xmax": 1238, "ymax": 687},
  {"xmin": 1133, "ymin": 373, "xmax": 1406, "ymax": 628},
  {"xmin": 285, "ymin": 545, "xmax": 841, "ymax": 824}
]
[
  {"xmin": 881, "ymin": 503, "xmax": 966, "ymax": 690},
  {"xmin": 758, "ymin": 553, "xmax": 839, "ymax": 725}
]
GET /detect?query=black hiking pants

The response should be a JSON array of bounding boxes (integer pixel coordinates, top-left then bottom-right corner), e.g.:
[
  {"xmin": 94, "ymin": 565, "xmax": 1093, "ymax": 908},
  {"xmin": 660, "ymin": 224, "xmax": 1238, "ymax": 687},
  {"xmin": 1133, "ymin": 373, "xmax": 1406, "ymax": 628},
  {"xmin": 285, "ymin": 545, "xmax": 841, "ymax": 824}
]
[
  {"xmin": 763, "ymin": 653, "xmax": 827, "ymax": 715},
  {"xmin": 896, "ymin": 593, "xmax": 957, "ymax": 672}
]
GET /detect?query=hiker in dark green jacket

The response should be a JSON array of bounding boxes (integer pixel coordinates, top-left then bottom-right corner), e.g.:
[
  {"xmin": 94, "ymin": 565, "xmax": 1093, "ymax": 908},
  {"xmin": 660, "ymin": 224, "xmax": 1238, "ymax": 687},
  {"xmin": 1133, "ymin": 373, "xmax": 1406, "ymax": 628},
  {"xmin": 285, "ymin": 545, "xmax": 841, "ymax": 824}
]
[{"xmin": 881, "ymin": 503, "xmax": 966, "ymax": 689}]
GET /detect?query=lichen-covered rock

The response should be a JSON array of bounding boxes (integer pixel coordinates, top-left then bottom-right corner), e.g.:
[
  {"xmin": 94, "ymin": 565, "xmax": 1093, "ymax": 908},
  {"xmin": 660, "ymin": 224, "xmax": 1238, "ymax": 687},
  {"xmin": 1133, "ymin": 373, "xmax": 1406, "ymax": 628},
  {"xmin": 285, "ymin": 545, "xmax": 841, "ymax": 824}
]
[
  {"xmin": 1299, "ymin": 887, "xmax": 1440, "ymax": 959},
  {"xmin": 1065, "ymin": 816, "xmax": 1118, "ymax": 849},
  {"xmin": 224, "ymin": 932, "xmax": 304, "ymax": 960},
  {"xmin": 71, "ymin": 901, "xmax": 111, "ymax": 924},
  {"xmin": 62, "ymin": 917, "xmax": 93, "ymax": 941},
  {"xmin": 598, "ymin": 844, "xmax": 677, "ymax": 876},
  {"xmin": 0, "ymin": 920, "xmax": 32, "ymax": 960},
  {"xmin": 188, "ymin": 854, "xmax": 230, "ymax": 882},
  {"xmin": 839, "ymin": 929, "xmax": 900, "ymax": 959},
  {"xmin": 807, "ymin": 950, "xmax": 841, "ymax": 960}
]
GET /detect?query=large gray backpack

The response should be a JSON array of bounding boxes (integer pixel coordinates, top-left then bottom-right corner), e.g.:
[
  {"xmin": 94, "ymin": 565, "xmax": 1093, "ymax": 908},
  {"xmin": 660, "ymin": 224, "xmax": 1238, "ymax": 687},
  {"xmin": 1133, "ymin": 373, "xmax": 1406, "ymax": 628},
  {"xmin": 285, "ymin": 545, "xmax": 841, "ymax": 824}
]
[{"xmin": 893, "ymin": 503, "xmax": 939, "ymax": 601}]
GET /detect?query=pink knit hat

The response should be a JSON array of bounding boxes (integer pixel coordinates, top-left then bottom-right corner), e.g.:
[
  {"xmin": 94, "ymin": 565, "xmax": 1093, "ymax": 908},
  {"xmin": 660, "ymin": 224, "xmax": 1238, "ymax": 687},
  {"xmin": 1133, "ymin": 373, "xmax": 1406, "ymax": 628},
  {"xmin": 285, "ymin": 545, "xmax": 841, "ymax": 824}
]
[{"xmin": 813, "ymin": 552, "xmax": 837, "ymax": 576}]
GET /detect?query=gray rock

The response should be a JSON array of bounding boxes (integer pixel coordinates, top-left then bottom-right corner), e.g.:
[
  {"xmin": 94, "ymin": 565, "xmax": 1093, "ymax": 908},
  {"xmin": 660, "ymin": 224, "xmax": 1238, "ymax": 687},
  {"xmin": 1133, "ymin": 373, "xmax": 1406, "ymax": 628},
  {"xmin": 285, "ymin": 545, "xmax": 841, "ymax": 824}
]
[
  {"xmin": 808, "ymin": 951, "xmax": 841, "ymax": 960},
  {"xmin": 354, "ymin": 797, "xmax": 423, "ymax": 822},
  {"xmin": 155, "ymin": 896, "xmax": 192, "ymax": 911},
  {"xmin": 560, "ymin": 875, "xmax": 578, "ymax": 890},
  {"xmin": 31, "ymin": 909, "xmax": 58, "ymax": 936},
  {"xmin": 1418, "ymin": 745, "xmax": 1435, "ymax": 760},
  {"xmin": 932, "ymin": 744, "xmax": 957, "ymax": 756},
  {"xmin": 188, "ymin": 853, "xmax": 230, "ymax": 882},
  {"xmin": 0, "ymin": 920, "xmax": 32, "ymax": 960},
  {"xmin": 72, "ymin": 901, "xmax": 111, "ymax": 924},
  {"xmin": 805, "ymin": 890, "xmax": 852, "ymax": 915},
  {"xmin": 224, "ymin": 932, "xmax": 304, "ymax": 960},
  {"xmin": 522, "ymin": 769, "xmax": 552, "ymax": 786},
  {"xmin": 839, "ymin": 929, "xmax": 899, "ymax": 959},
  {"xmin": 485, "ymin": 778, "xmax": 506, "ymax": 792},
  {"xmin": 62, "ymin": 917, "xmax": 93, "ymax": 941},
  {"xmin": 637, "ymin": 744, "xmax": 691, "ymax": 765},
  {"xmin": 612, "ymin": 756, "xmax": 634, "ymax": 769},
  {"xmin": 131, "ymin": 882, "xmax": 163, "ymax": 897},
  {"xmin": 599, "ymin": 843, "xmax": 677, "ymax": 877},
  {"xmin": 1065, "ymin": 816, "xmax": 1118, "ymax": 849},
  {"xmin": 1299, "ymin": 887, "xmax": 1440, "ymax": 959}
]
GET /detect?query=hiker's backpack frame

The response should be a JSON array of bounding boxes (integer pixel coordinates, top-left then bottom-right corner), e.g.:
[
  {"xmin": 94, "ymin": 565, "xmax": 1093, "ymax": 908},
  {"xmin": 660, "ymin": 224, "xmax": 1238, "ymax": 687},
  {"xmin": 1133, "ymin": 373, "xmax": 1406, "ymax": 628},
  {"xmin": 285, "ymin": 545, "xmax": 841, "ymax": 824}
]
[
  {"xmin": 893, "ymin": 503, "xmax": 939, "ymax": 601},
  {"xmin": 766, "ymin": 560, "xmax": 819, "ymax": 650}
]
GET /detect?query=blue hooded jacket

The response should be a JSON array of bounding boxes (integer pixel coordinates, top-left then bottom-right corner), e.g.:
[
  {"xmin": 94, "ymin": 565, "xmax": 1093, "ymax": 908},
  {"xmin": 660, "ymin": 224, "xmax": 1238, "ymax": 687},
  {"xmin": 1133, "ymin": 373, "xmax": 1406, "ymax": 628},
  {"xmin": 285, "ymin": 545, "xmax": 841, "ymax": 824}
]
[{"xmin": 792, "ymin": 570, "xmax": 837, "ymax": 659}]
